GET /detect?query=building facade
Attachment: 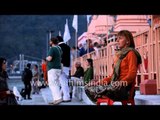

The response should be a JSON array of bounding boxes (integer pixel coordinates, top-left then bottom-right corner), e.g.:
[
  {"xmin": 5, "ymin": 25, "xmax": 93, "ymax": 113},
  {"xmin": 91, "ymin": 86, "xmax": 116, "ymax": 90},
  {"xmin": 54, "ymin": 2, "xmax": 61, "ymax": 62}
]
[{"xmin": 74, "ymin": 15, "xmax": 160, "ymax": 94}]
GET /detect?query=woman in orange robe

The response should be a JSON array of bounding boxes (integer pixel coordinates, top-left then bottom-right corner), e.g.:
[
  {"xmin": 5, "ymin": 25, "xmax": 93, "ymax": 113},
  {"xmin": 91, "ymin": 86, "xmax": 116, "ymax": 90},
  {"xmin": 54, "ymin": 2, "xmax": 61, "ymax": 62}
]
[{"xmin": 85, "ymin": 30, "xmax": 142, "ymax": 103}]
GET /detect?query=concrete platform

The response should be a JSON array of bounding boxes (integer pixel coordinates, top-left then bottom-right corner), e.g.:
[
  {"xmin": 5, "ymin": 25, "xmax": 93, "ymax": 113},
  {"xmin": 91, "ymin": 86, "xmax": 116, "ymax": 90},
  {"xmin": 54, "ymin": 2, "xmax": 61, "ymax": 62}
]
[
  {"xmin": 41, "ymin": 87, "xmax": 86, "ymax": 105},
  {"xmin": 17, "ymin": 92, "xmax": 47, "ymax": 105},
  {"xmin": 77, "ymin": 86, "xmax": 160, "ymax": 105},
  {"xmin": 18, "ymin": 87, "xmax": 87, "ymax": 105},
  {"xmin": 17, "ymin": 86, "xmax": 160, "ymax": 105},
  {"xmin": 135, "ymin": 91, "xmax": 160, "ymax": 105}
]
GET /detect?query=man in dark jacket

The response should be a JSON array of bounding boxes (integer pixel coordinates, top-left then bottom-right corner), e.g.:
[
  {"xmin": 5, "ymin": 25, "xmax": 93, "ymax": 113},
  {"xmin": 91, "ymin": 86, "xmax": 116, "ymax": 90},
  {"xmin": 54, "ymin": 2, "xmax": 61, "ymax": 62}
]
[
  {"xmin": 72, "ymin": 62, "xmax": 84, "ymax": 78},
  {"xmin": 70, "ymin": 62, "xmax": 84, "ymax": 98},
  {"xmin": 22, "ymin": 63, "xmax": 32, "ymax": 100},
  {"xmin": 57, "ymin": 36, "xmax": 71, "ymax": 102}
]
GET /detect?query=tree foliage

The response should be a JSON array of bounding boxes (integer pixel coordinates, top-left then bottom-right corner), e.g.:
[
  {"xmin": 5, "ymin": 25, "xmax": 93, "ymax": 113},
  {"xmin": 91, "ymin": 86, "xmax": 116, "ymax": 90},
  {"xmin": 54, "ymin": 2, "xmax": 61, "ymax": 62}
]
[{"xmin": 0, "ymin": 15, "xmax": 87, "ymax": 63}]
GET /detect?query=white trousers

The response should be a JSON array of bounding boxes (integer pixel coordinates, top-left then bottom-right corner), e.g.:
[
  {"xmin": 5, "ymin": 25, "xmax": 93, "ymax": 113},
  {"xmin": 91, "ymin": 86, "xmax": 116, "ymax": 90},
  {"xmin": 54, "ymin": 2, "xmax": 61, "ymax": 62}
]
[
  {"xmin": 48, "ymin": 69, "xmax": 62, "ymax": 101},
  {"xmin": 59, "ymin": 66, "xmax": 70, "ymax": 101}
]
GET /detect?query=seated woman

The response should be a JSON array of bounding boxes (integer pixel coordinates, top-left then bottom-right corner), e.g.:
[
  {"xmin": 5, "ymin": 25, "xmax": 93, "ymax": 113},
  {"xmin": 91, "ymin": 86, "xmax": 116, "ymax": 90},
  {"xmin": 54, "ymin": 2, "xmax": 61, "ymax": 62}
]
[
  {"xmin": 83, "ymin": 58, "xmax": 94, "ymax": 85},
  {"xmin": 0, "ymin": 57, "xmax": 18, "ymax": 105},
  {"xmin": 85, "ymin": 30, "xmax": 142, "ymax": 104}
]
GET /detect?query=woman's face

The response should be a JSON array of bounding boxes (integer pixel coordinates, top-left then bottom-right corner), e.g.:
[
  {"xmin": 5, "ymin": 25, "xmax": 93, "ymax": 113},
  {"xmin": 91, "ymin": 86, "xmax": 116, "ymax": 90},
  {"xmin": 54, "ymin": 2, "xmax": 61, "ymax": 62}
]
[
  {"xmin": 34, "ymin": 66, "xmax": 38, "ymax": 70},
  {"xmin": 2, "ymin": 60, "xmax": 7, "ymax": 71},
  {"xmin": 116, "ymin": 35, "xmax": 128, "ymax": 49},
  {"xmin": 86, "ymin": 60, "xmax": 90, "ymax": 66}
]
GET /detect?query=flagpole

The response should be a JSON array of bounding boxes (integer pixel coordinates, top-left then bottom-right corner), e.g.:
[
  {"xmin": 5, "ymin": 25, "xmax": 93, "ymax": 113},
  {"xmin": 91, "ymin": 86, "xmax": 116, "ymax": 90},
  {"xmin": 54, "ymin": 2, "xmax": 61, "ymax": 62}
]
[
  {"xmin": 67, "ymin": 40, "xmax": 69, "ymax": 46},
  {"xmin": 72, "ymin": 15, "xmax": 78, "ymax": 58},
  {"xmin": 107, "ymin": 15, "xmax": 109, "ymax": 43},
  {"xmin": 46, "ymin": 32, "xmax": 48, "ymax": 56},
  {"xmin": 87, "ymin": 17, "xmax": 89, "ymax": 53},
  {"xmin": 87, "ymin": 20, "xmax": 89, "ymax": 54},
  {"xmin": 75, "ymin": 31, "xmax": 77, "ymax": 58},
  {"xmin": 86, "ymin": 15, "xmax": 91, "ymax": 54}
]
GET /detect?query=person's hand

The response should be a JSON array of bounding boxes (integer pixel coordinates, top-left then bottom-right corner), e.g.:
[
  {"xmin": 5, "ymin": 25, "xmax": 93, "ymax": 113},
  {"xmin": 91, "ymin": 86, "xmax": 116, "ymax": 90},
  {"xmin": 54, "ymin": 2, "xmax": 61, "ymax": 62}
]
[{"xmin": 6, "ymin": 90, "xmax": 11, "ymax": 94}]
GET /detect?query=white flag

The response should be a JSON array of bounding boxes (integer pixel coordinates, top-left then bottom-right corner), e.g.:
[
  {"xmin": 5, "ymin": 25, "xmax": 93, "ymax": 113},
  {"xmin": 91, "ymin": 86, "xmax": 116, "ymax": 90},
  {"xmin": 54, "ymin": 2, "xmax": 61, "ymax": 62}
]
[
  {"xmin": 72, "ymin": 15, "xmax": 78, "ymax": 32},
  {"xmin": 63, "ymin": 19, "xmax": 71, "ymax": 43},
  {"xmin": 87, "ymin": 15, "xmax": 92, "ymax": 24},
  {"xmin": 59, "ymin": 30, "xmax": 62, "ymax": 36}
]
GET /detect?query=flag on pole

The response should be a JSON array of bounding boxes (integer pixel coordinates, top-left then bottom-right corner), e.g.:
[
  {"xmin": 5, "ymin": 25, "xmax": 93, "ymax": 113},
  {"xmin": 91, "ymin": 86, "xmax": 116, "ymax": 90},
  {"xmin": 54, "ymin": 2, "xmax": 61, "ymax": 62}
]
[
  {"xmin": 63, "ymin": 19, "xmax": 71, "ymax": 43},
  {"xmin": 59, "ymin": 30, "xmax": 62, "ymax": 36},
  {"xmin": 87, "ymin": 15, "xmax": 92, "ymax": 25},
  {"xmin": 72, "ymin": 15, "xmax": 78, "ymax": 32}
]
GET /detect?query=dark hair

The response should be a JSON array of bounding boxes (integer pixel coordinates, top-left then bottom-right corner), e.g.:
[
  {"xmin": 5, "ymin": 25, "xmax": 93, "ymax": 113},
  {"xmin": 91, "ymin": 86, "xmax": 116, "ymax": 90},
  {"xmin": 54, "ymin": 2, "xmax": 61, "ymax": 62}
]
[
  {"xmin": 34, "ymin": 64, "xmax": 38, "ymax": 69},
  {"xmin": 72, "ymin": 46, "xmax": 76, "ymax": 49},
  {"xmin": 94, "ymin": 42, "xmax": 98, "ymax": 47},
  {"xmin": 0, "ymin": 57, "xmax": 6, "ymax": 71},
  {"xmin": 117, "ymin": 30, "xmax": 135, "ymax": 48},
  {"xmin": 27, "ymin": 63, "xmax": 31, "ymax": 69},
  {"xmin": 57, "ymin": 36, "xmax": 63, "ymax": 42},
  {"xmin": 87, "ymin": 58, "xmax": 93, "ymax": 67},
  {"xmin": 0, "ymin": 57, "xmax": 8, "ymax": 78},
  {"xmin": 43, "ymin": 58, "xmax": 46, "ymax": 61},
  {"xmin": 51, "ymin": 37, "xmax": 59, "ymax": 45}
]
